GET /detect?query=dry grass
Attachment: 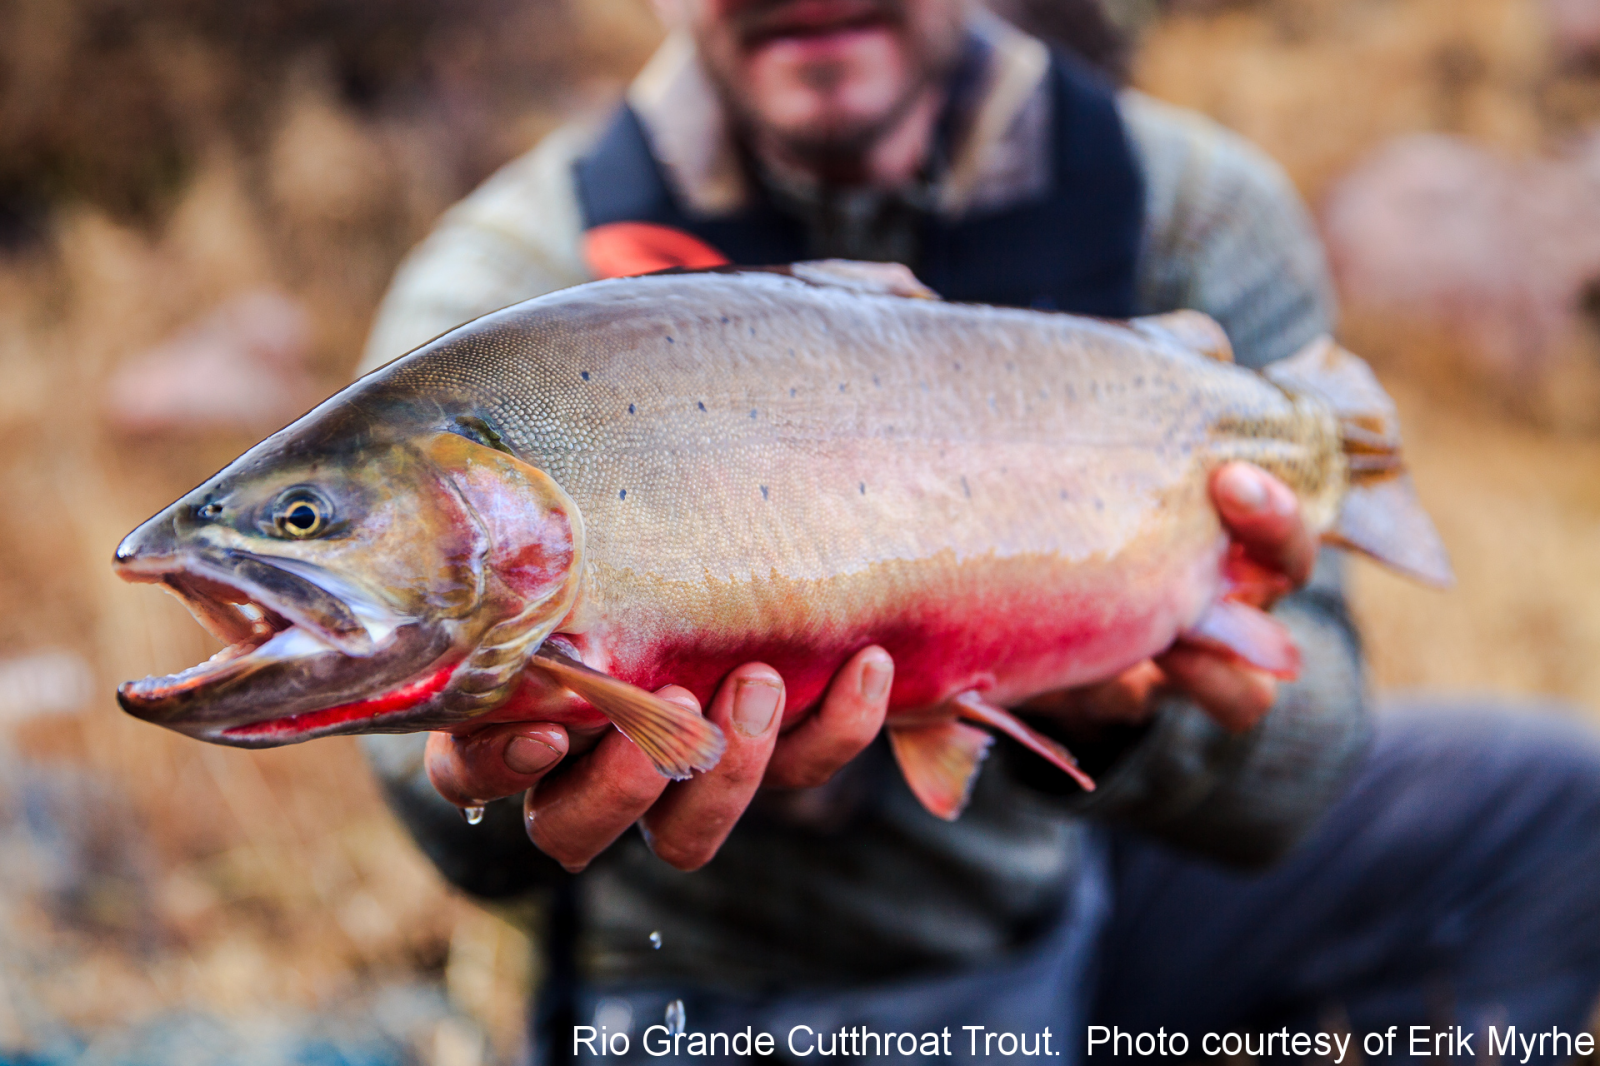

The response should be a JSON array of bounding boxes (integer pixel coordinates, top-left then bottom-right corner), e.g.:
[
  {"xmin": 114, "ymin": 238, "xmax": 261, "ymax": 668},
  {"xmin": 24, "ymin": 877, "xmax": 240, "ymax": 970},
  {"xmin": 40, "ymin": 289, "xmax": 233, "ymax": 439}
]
[{"xmin": 1, "ymin": 0, "xmax": 1598, "ymax": 1059}]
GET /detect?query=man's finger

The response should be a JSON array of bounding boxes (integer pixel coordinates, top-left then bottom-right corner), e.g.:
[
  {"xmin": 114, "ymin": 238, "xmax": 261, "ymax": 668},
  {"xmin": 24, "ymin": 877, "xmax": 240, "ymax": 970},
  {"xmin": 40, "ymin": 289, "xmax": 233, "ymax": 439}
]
[
  {"xmin": 425, "ymin": 724, "xmax": 569, "ymax": 808},
  {"xmin": 523, "ymin": 697, "xmax": 683, "ymax": 871},
  {"xmin": 640, "ymin": 665, "xmax": 785, "ymax": 870},
  {"xmin": 1157, "ymin": 645, "xmax": 1277, "ymax": 733},
  {"xmin": 1211, "ymin": 462, "xmax": 1317, "ymax": 587},
  {"xmin": 765, "ymin": 645, "xmax": 892, "ymax": 789}
]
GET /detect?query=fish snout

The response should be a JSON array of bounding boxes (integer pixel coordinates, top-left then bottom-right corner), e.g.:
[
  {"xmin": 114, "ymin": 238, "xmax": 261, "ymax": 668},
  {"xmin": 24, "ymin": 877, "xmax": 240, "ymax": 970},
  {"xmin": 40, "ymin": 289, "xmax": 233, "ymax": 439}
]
[{"xmin": 113, "ymin": 510, "xmax": 185, "ymax": 580}]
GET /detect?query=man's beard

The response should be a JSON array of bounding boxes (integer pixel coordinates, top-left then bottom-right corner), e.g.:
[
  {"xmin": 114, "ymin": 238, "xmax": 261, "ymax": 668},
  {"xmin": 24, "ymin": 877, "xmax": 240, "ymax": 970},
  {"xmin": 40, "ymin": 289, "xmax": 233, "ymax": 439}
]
[{"xmin": 702, "ymin": 0, "xmax": 965, "ymax": 183}]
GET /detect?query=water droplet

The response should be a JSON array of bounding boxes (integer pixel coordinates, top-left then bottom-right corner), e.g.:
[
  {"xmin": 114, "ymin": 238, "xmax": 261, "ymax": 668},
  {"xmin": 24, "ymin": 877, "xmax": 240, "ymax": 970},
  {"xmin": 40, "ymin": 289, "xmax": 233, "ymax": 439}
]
[
  {"xmin": 665, "ymin": 999, "xmax": 686, "ymax": 1036},
  {"xmin": 463, "ymin": 806, "xmax": 485, "ymax": 826},
  {"xmin": 649, "ymin": 930, "xmax": 663, "ymax": 950}
]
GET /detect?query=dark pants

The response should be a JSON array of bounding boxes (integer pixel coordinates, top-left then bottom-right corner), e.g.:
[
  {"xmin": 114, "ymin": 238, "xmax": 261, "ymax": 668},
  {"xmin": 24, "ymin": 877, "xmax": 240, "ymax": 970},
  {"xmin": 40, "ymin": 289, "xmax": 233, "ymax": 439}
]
[
  {"xmin": 556, "ymin": 704, "xmax": 1600, "ymax": 1066},
  {"xmin": 1091, "ymin": 701, "xmax": 1600, "ymax": 1063}
]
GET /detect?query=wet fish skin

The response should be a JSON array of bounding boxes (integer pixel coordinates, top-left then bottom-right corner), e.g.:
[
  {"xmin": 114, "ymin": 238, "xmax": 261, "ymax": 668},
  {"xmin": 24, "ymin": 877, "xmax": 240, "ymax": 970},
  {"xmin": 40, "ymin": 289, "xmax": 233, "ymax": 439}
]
[{"xmin": 112, "ymin": 265, "xmax": 1446, "ymax": 816}]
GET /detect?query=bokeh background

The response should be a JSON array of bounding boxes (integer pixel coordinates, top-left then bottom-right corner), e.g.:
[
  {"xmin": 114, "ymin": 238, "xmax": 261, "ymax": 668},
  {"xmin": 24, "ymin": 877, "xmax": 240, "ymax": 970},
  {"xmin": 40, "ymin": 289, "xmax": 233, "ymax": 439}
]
[{"xmin": 1, "ymin": 0, "xmax": 1598, "ymax": 1062}]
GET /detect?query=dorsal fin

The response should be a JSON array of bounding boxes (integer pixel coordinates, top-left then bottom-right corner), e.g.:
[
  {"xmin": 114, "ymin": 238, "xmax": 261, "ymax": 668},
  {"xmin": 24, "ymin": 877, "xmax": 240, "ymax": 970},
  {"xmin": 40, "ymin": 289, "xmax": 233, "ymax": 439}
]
[
  {"xmin": 788, "ymin": 260, "xmax": 941, "ymax": 300},
  {"xmin": 1129, "ymin": 310, "xmax": 1234, "ymax": 363}
]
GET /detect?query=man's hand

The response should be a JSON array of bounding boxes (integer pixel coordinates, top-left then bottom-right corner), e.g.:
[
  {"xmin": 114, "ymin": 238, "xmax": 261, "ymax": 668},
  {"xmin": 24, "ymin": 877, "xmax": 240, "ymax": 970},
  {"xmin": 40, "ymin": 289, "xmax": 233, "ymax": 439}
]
[
  {"xmin": 424, "ymin": 646, "xmax": 892, "ymax": 872},
  {"xmin": 1023, "ymin": 461, "xmax": 1315, "ymax": 735}
]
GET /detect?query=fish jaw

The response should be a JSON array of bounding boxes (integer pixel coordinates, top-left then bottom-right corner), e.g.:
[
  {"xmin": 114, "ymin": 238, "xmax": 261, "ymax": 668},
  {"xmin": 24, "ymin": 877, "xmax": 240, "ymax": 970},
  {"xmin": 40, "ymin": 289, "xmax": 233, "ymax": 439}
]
[{"xmin": 111, "ymin": 494, "xmax": 473, "ymax": 745}]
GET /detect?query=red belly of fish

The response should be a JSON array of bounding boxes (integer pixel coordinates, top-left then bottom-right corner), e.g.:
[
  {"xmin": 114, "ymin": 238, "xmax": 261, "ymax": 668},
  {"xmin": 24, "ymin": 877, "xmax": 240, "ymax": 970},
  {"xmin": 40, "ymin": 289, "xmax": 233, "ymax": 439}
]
[{"xmin": 583, "ymin": 546, "xmax": 1223, "ymax": 728}]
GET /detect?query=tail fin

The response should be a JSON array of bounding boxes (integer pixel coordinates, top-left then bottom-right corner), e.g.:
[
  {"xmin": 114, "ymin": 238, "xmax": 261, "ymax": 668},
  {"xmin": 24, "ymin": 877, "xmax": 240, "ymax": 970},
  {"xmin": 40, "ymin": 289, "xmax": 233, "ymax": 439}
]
[{"xmin": 1264, "ymin": 337, "xmax": 1454, "ymax": 588}]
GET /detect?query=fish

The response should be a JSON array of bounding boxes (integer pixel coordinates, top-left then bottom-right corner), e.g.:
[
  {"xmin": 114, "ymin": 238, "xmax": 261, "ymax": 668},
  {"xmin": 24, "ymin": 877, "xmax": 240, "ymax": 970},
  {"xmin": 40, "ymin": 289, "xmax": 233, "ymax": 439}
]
[{"xmin": 112, "ymin": 261, "xmax": 1451, "ymax": 820}]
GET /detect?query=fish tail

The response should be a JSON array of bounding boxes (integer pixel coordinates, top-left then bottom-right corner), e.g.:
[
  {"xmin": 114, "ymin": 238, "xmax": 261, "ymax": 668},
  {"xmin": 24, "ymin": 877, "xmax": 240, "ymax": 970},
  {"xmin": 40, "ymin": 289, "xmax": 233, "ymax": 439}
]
[{"xmin": 1264, "ymin": 336, "xmax": 1454, "ymax": 587}]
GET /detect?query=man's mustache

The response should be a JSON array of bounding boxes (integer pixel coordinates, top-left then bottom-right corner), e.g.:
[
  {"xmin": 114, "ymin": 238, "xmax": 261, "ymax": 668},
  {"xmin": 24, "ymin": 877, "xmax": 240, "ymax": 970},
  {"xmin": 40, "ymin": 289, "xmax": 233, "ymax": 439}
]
[{"xmin": 725, "ymin": 0, "xmax": 907, "ymax": 46}]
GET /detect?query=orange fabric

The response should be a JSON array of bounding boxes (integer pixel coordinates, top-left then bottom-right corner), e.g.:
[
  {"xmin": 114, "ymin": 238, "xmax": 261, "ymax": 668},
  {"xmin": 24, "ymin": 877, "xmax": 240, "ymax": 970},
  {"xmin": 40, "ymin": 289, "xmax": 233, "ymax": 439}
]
[{"xmin": 582, "ymin": 222, "xmax": 731, "ymax": 279}]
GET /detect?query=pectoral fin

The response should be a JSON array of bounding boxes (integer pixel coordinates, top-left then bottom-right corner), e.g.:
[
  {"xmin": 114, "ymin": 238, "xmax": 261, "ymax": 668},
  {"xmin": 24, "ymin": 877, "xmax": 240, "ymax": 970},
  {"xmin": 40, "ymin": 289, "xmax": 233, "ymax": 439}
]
[
  {"xmin": 888, "ymin": 720, "xmax": 993, "ymax": 821},
  {"xmin": 1181, "ymin": 599, "xmax": 1301, "ymax": 679},
  {"xmin": 952, "ymin": 691, "xmax": 1097, "ymax": 793},
  {"xmin": 528, "ymin": 648, "xmax": 726, "ymax": 780}
]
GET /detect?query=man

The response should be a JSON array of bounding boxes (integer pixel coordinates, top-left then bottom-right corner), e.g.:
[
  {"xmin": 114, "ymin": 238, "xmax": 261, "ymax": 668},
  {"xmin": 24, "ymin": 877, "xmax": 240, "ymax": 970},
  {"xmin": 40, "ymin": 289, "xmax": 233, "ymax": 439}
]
[{"xmin": 358, "ymin": 1, "xmax": 1600, "ymax": 1061}]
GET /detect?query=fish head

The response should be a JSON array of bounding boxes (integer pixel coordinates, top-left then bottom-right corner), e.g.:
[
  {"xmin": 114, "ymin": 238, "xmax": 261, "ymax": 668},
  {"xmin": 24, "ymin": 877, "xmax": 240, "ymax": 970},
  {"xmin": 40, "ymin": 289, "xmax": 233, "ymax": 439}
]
[{"xmin": 113, "ymin": 408, "xmax": 585, "ymax": 746}]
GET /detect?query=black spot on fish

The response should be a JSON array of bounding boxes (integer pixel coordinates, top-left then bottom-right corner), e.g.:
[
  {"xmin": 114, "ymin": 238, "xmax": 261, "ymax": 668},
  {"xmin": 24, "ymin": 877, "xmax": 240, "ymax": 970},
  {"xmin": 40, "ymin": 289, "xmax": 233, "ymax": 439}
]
[
  {"xmin": 790, "ymin": 387, "xmax": 797, "ymax": 397},
  {"xmin": 961, "ymin": 476, "xmax": 971, "ymax": 499},
  {"xmin": 619, "ymin": 489, "xmax": 627, "ymax": 500},
  {"xmin": 580, "ymin": 371, "xmax": 590, "ymax": 381},
  {"xmin": 697, "ymin": 401, "xmax": 706, "ymax": 412},
  {"xmin": 760, "ymin": 486, "xmax": 769, "ymax": 500},
  {"xmin": 859, "ymin": 482, "xmax": 866, "ymax": 495},
  {"xmin": 953, "ymin": 361, "xmax": 962, "ymax": 372},
  {"xmin": 721, "ymin": 316, "xmax": 730, "ymax": 324},
  {"xmin": 872, "ymin": 375, "xmax": 881, "ymax": 387},
  {"xmin": 666, "ymin": 336, "xmax": 674, "ymax": 344},
  {"xmin": 750, "ymin": 409, "xmax": 758, "ymax": 419},
  {"xmin": 628, "ymin": 404, "xmax": 635, "ymax": 414}
]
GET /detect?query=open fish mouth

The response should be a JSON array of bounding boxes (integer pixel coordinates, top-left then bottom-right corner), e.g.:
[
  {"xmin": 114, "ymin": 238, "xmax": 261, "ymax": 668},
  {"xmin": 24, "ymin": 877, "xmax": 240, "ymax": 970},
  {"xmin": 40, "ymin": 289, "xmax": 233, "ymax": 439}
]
[{"xmin": 113, "ymin": 549, "xmax": 451, "ymax": 744}]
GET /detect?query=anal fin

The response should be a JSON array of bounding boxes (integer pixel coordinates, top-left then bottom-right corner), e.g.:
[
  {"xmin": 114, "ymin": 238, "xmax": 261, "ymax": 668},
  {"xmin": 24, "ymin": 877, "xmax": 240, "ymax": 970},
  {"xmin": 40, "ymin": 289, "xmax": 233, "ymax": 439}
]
[
  {"xmin": 528, "ymin": 648, "xmax": 726, "ymax": 780},
  {"xmin": 888, "ymin": 721, "xmax": 993, "ymax": 821},
  {"xmin": 1181, "ymin": 600, "xmax": 1301, "ymax": 679},
  {"xmin": 953, "ymin": 691, "xmax": 1097, "ymax": 793}
]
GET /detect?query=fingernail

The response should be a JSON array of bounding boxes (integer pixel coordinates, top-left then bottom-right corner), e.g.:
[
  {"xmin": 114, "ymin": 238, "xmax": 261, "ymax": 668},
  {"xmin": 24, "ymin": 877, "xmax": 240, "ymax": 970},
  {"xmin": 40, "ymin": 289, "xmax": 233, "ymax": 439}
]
[
  {"xmin": 505, "ymin": 733, "xmax": 563, "ymax": 775},
  {"xmin": 860, "ymin": 655, "xmax": 893, "ymax": 701},
  {"xmin": 732, "ymin": 678, "xmax": 782, "ymax": 737},
  {"xmin": 1221, "ymin": 465, "xmax": 1268, "ymax": 513}
]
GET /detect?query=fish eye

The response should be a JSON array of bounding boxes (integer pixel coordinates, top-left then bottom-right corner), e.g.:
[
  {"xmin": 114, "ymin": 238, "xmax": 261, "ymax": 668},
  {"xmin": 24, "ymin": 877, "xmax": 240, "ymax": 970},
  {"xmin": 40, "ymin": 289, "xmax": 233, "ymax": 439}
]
[{"xmin": 272, "ymin": 490, "xmax": 331, "ymax": 539}]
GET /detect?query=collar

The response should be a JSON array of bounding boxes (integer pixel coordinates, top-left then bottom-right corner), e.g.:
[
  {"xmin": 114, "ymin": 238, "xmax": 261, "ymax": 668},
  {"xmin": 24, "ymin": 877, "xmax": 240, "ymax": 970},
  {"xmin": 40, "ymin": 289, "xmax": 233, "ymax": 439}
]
[{"xmin": 625, "ymin": 11, "xmax": 1053, "ymax": 221}]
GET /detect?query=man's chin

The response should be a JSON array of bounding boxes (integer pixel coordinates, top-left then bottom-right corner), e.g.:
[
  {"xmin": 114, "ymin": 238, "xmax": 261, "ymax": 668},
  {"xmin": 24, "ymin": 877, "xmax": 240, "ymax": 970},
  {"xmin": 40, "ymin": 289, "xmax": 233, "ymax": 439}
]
[{"xmin": 738, "ymin": 43, "xmax": 916, "ymax": 157}]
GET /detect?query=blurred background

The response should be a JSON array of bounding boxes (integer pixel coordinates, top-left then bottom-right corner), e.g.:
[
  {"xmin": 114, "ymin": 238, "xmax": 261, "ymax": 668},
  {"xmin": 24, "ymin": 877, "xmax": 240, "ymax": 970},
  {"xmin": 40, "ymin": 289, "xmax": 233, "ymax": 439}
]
[{"xmin": 1, "ymin": 0, "xmax": 1598, "ymax": 1061}]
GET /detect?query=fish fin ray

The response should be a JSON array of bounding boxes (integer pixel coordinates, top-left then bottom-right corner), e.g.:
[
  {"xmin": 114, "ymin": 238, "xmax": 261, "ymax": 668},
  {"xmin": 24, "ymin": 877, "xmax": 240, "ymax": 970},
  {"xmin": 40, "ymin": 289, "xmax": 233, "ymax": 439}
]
[
  {"xmin": 529, "ymin": 648, "xmax": 725, "ymax": 780},
  {"xmin": 1181, "ymin": 600, "xmax": 1302, "ymax": 679},
  {"xmin": 1263, "ymin": 335, "xmax": 1400, "ymax": 455},
  {"xmin": 1262, "ymin": 336, "xmax": 1454, "ymax": 586},
  {"xmin": 1325, "ymin": 473, "xmax": 1455, "ymax": 587},
  {"xmin": 888, "ymin": 720, "xmax": 992, "ymax": 821},
  {"xmin": 1129, "ymin": 310, "xmax": 1233, "ymax": 363},
  {"xmin": 788, "ymin": 260, "xmax": 941, "ymax": 300},
  {"xmin": 952, "ymin": 691, "xmax": 1096, "ymax": 792}
]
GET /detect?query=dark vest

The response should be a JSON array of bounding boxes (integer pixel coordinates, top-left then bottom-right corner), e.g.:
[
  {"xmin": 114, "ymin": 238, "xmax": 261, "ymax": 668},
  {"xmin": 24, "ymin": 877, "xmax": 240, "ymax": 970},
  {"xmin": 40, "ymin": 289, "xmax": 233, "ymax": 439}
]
[{"xmin": 574, "ymin": 51, "xmax": 1143, "ymax": 317}]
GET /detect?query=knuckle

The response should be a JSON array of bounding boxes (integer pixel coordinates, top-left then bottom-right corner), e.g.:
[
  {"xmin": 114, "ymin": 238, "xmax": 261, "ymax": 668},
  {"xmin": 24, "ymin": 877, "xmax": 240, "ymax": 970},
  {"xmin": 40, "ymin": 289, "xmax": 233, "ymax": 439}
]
[{"xmin": 780, "ymin": 762, "xmax": 837, "ymax": 790}]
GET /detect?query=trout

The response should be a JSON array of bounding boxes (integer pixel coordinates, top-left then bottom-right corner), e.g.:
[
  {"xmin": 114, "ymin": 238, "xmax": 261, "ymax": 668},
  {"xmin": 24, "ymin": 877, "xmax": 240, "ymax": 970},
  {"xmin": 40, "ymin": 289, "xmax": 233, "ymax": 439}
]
[{"xmin": 113, "ymin": 262, "xmax": 1450, "ymax": 818}]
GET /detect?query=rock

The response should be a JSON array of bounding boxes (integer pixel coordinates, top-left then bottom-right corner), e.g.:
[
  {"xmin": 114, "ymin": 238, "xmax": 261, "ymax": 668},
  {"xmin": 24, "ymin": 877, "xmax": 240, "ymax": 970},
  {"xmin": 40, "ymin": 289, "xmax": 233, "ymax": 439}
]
[
  {"xmin": 1322, "ymin": 131, "xmax": 1600, "ymax": 426},
  {"xmin": 1546, "ymin": 0, "xmax": 1600, "ymax": 62}
]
